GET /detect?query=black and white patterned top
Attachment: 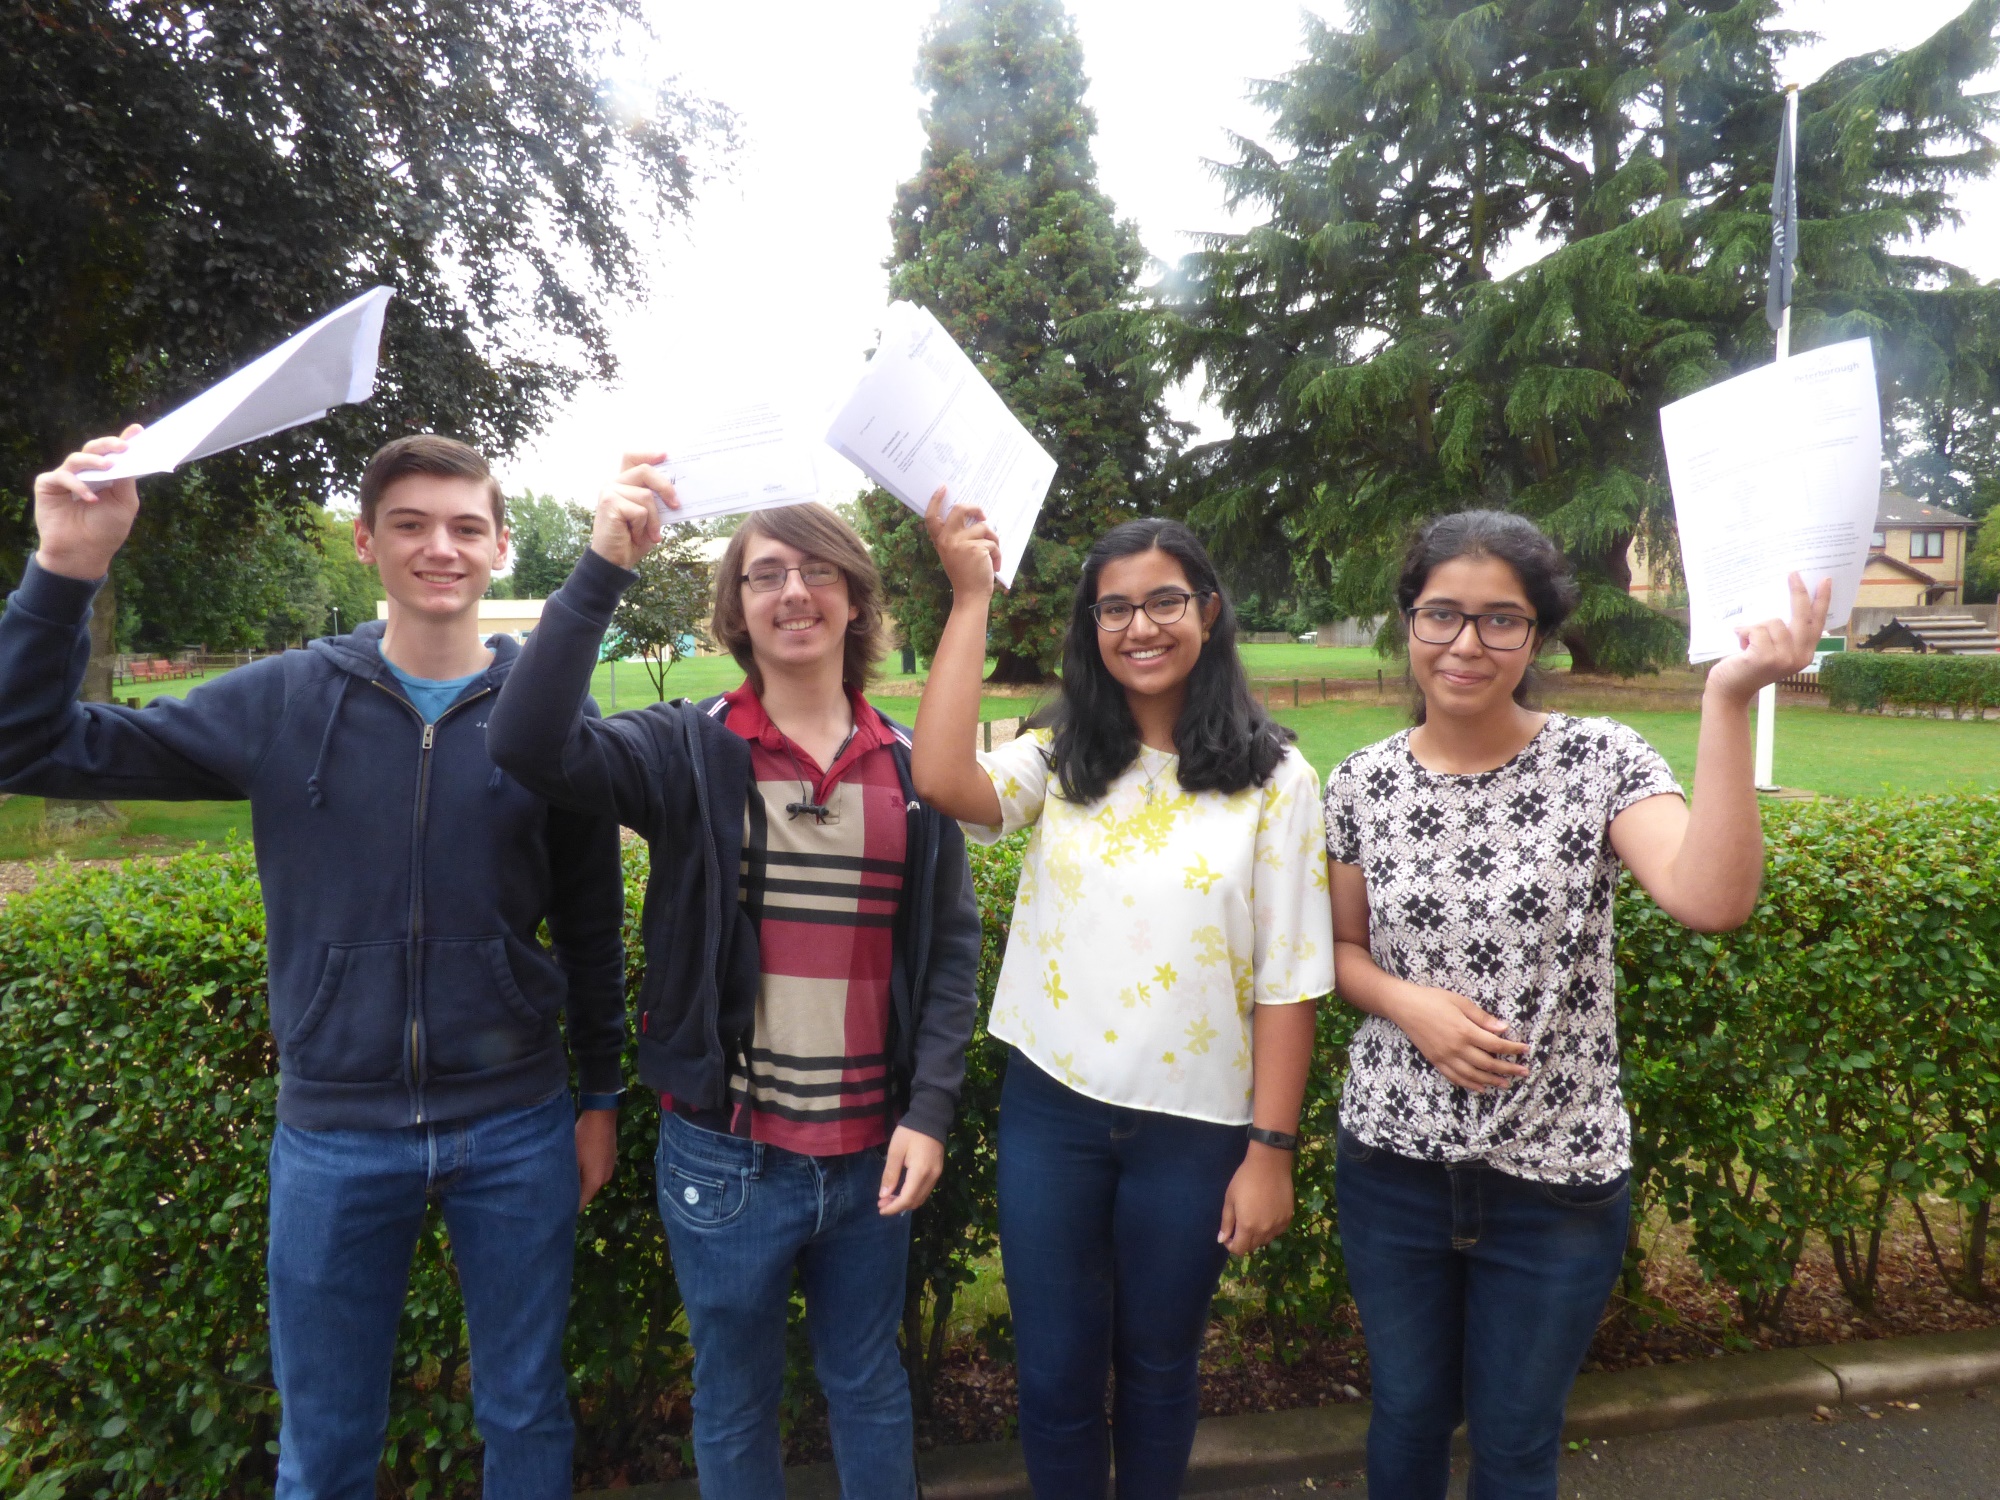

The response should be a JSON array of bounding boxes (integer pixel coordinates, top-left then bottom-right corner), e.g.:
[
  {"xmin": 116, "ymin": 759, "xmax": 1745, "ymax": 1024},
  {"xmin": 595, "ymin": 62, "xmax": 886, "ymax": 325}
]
[{"xmin": 1323, "ymin": 714, "xmax": 1682, "ymax": 1184}]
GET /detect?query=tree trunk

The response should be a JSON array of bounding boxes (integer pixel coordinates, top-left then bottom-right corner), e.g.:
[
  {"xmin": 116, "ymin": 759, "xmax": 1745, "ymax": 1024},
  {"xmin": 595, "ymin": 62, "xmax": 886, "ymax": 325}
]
[
  {"xmin": 48, "ymin": 571, "xmax": 125, "ymax": 836},
  {"xmin": 986, "ymin": 648, "xmax": 1051, "ymax": 686}
]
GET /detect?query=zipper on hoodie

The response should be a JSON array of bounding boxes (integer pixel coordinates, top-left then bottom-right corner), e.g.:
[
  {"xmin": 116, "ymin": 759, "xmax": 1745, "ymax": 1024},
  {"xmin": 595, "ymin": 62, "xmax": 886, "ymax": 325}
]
[{"xmin": 370, "ymin": 679, "xmax": 491, "ymax": 1125}]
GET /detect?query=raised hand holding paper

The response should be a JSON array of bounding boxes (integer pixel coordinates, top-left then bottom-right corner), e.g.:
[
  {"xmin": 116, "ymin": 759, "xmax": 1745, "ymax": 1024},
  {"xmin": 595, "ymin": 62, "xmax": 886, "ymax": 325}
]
[
  {"xmin": 651, "ymin": 403, "xmax": 822, "ymax": 524},
  {"xmin": 824, "ymin": 301, "xmax": 1056, "ymax": 587},
  {"xmin": 83, "ymin": 287, "xmax": 394, "ymax": 486},
  {"xmin": 1659, "ymin": 337, "xmax": 1882, "ymax": 662}
]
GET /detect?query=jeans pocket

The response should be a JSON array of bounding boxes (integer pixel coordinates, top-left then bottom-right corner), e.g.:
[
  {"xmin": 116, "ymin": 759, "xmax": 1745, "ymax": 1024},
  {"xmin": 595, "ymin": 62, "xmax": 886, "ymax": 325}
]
[
  {"xmin": 1536, "ymin": 1172, "xmax": 1630, "ymax": 1211},
  {"xmin": 659, "ymin": 1155, "xmax": 750, "ymax": 1230},
  {"xmin": 1335, "ymin": 1127, "xmax": 1378, "ymax": 1165}
]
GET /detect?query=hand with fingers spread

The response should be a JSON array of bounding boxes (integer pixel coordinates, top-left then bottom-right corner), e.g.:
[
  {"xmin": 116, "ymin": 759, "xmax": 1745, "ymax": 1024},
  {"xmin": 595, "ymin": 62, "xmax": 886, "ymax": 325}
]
[
  {"xmin": 1704, "ymin": 571, "xmax": 1834, "ymax": 706},
  {"xmin": 1386, "ymin": 985, "xmax": 1531, "ymax": 1093},
  {"xmin": 922, "ymin": 486, "xmax": 1002, "ymax": 600},
  {"xmin": 877, "ymin": 1125, "xmax": 945, "ymax": 1216},
  {"xmin": 590, "ymin": 449, "xmax": 675, "ymax": 570},
  {"xmin": 33, "ymin": 425, "xmax": 146, "ymax": 581}
]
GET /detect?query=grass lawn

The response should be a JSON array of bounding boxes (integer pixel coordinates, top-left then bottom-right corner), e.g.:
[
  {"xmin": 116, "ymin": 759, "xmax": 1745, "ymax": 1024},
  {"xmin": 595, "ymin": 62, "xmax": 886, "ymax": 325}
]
[
  {"xmin": 1271, "ymin": 699, "xmax": 2000, "ymax": 800},
  {"xmin": 0, "ymin": 794, "xmax": 251, "ymax": 861},
  {"xmin": 1239, "ymin": 641, "xmax": 1571, "ymax": 680},
  {"xmin": 51, "ymin": 657, "xmax": 1989, "ymax": 865}
]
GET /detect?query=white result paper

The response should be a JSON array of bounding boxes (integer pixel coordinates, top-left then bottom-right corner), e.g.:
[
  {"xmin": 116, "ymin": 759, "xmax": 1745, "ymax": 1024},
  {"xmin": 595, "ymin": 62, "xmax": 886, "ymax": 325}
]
[
  {"xmin": 823, "ymin": 302, "xmax": 1057, "ymax": 588},
  {"xmin": 87, "ymin": 286, "xmax": 394, "ymax": 485},
  {"xmin": 654, "ymin": 403, "xmax": 822, "ymax": 525},
  {"xmin": 1659, "ymin": 337, "xmax": 1882, "ymax": 663}
]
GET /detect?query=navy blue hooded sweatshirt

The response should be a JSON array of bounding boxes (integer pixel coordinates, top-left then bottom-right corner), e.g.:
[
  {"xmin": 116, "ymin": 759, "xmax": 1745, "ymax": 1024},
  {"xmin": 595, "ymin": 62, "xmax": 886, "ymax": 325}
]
[
  {"xmin": 0, "ymin": 559, "xmax": 628, "ymax": 1130},
  {"xmin": 487, "ymin": 548, "xmax": 981, "ymax": 1143}
]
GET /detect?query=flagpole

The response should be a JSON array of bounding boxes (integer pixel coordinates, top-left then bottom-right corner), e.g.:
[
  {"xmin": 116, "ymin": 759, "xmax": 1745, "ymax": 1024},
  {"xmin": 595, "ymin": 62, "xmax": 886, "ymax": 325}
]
[{"xmin": 1754, "ymin": 84, "xmax": 1799, "ymax": 793}]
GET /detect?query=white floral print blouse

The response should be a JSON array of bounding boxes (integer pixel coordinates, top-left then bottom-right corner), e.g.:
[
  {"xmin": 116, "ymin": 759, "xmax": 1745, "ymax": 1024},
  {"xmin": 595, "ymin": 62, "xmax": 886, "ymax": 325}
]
[{"xmin": 968, "ymin": 730, "xmax": 1335, "ymax": 1125}]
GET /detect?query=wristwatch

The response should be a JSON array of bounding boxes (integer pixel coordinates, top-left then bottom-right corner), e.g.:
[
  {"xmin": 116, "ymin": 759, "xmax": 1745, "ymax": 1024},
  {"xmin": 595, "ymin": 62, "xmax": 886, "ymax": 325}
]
[
  {"xmin": 577, "ymin": 1091, "xmax": 624, "ymax": 1113},
  {"xmin": 1247, "ymin": 1126, "xmax": 1299, "ymax": 1152}
]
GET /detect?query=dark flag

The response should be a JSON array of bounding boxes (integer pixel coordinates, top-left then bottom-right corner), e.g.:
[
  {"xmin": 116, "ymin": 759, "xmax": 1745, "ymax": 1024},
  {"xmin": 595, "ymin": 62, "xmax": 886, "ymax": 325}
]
[{"xmin": 1767, "ymin": 88, "xmax": 1799, "ymax": 333}]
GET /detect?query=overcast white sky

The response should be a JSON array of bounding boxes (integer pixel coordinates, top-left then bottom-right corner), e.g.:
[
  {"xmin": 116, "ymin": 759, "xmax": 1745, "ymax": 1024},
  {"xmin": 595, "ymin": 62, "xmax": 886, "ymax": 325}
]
[{"xmin": 499, "ymin": 0, "xmax": 2000, "ymax": 506}]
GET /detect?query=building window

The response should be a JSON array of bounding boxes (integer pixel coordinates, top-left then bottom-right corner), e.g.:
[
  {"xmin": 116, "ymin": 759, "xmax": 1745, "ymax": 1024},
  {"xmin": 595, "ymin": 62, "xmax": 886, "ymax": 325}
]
[
  {"xmin": 1911, "ymin": 530, "xmax": 1945, "ymax": 560},
  {"xmin": 1869, "ymin": 530, "xmax": 1885, "ymax": 551}
]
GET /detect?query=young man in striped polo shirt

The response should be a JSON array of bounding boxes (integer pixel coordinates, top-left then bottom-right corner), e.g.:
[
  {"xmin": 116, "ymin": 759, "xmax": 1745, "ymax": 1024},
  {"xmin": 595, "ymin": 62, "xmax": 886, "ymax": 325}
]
[{"xmin": 488, "ymin": 459, "xmax": 980, "ymax": 1499}]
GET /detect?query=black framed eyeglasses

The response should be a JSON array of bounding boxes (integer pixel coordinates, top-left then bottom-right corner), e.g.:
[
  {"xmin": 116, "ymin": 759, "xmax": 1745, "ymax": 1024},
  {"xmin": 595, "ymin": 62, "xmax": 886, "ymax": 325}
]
[
  {"xmin": 1090, "ymin": 590, "xmax": 1209, "ymax": 632},
  {"xmin": 1403, "ymin": 606, "xmax": 1538, "ymax": 651},
  {"xmin": 742, "ymin": 561, "xmax": 841, "ymax": 593}
]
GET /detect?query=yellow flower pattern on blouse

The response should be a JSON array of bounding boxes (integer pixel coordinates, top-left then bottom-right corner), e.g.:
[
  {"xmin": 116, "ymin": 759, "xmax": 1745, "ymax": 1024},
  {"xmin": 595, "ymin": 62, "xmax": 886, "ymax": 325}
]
[{"xmin": 966, "ymin": 731, "xmax": 1335, "ymax": 1126}]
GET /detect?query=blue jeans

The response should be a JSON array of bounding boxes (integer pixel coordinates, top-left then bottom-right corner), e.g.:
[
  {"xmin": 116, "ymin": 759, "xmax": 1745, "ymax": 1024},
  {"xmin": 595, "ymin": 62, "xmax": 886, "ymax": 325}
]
[
  {"xmin": 997, "ymin": 1050, "xmax": 1247, "ymax": 1500},
  {"xmin": 1334, "ymin": 1127, "xmax": 1630, "ymax": 1500},
  {"xmin": 266, "ymin": 1092, "xmax": 579, "ymax": 1500},
  {"xmin": 655, "ymin": 1111, "xmax": 916, "ymax": 1500}
]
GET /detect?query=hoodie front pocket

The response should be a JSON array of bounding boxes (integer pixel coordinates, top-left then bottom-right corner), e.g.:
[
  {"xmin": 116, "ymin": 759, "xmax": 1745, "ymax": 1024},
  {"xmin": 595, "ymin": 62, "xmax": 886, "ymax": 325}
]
[
  {"xmin": 421, "ymin": 936, "xmax": 561, "ymax": 1077},
  {"xmin": 284, "ymin": 941, "xmax": 410, "ymax": 1084}
]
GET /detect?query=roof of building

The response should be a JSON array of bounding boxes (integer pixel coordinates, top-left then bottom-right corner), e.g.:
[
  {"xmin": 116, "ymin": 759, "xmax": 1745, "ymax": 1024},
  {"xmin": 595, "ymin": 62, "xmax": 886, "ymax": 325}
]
[
  {"xmin": 1863, "ymin": 551, "xmax": 1940, "ymax": 586},
  {"xmin": 1877, "ymin": 491, "xmax": 1976, "ymax": 528}
]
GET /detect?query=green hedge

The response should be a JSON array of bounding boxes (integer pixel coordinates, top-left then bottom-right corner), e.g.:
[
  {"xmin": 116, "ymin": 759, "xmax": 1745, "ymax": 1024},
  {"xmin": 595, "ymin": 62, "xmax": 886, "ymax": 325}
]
[
  {"xmin": 1820, "ymin": 650, "xmax": 2000, "ymax": 715},
  {"xmin": 5, "ymin": 799, "xmax": 2000, "ymax": 1495}
]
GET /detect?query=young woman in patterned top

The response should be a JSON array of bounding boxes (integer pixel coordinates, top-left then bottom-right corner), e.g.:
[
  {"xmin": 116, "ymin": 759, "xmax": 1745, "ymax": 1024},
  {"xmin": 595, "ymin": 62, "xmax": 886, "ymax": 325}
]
[
  {"xmin": 1323, "ymin": 511, "xmax": 1829, "ymax": 1500},
  {"xmin": 913, "ymin": 491, "xmax": 1334, "ymax": 1500}
]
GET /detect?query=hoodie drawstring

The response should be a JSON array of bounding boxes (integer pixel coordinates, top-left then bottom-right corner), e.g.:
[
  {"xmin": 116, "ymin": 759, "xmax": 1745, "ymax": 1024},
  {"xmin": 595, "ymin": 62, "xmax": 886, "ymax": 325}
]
[{"xmin": 306, "ymin": 674, "xmax": 355, "ymax": 809}]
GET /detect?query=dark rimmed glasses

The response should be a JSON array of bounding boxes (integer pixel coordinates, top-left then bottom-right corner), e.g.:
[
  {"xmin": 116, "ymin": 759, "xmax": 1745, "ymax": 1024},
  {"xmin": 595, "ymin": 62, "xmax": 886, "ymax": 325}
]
[
  {"xmin": 1090, "ymin": 589, "xmax": 1210, "ymax": 632},
  {"xmin": 1403, "ymin": 606, "xmax": 1538, "ymax": 651},
  {"xmin": 742, "ymin": 560, "xmax": 841, "ymax": 592}
]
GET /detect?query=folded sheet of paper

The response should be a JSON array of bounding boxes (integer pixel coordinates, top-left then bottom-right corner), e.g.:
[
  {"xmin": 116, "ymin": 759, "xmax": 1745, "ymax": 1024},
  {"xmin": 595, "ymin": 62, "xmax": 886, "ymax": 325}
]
[
  {"xmin": 86, "ymin": 286, "xmax": 394, "ymax": 485},
  {"xmin": 1659, "ymin": 337, "xmax": 1882, "ymax": 663},
  {"xmin": 824, "ymin": 302, "xmax": 1057, "ymax": 588},
  {"xmin": 653, "ymin": 403, "xmax": 822, "ymax": 524}
]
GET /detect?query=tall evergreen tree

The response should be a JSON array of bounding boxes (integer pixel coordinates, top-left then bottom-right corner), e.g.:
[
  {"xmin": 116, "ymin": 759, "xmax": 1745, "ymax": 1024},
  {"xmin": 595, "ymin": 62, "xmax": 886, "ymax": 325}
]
[
  {"xmin": 860, "ymin": 0, "xmax": 1178, "ymax": 681},
  {"xmin": 1162, "ymin": 0, "xmax": 2000, "ymax": 673}
]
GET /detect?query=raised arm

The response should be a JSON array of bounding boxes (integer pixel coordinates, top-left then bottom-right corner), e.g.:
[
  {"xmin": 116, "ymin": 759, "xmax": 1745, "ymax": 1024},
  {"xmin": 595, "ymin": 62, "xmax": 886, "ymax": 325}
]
[
  {"xmin": 1611, "ymin": 573, "xmax": 1830, "ymax": 932},
  {"xmin": 0, "ymin": 428, "xmax": 270, "ymax": 800},
  {"xmin": 486, "ymin": 453, "xmax": 676, "ymax": 826},
  {"xmin": 910, "ymin": 487, "xmax": 1004, "ymax": 826}
]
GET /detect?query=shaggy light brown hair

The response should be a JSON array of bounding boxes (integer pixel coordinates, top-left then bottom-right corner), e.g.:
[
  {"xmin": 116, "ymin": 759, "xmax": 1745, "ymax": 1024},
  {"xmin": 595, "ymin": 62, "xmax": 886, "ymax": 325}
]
[{"xmin": 711, "ymin": 505, "xmax": 888, "ymax": 693}]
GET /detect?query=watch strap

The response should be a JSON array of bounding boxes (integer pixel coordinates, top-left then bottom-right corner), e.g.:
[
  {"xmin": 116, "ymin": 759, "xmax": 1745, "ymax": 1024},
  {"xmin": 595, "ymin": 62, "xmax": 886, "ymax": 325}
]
[
  {"xmin": 1247, "ymin": 1126, "xmax": 1299, "ymax": 1152},
  {"xmin": 577, "ymin": 1091, "xmax": 624, "ymax": 1112}
]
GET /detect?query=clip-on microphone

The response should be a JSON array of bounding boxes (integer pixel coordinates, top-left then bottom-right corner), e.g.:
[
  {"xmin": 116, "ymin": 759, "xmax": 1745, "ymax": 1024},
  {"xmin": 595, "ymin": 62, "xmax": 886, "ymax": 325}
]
[{"xmin": 786, "ymin": 798, "xmax": 832, "ymax": 823}]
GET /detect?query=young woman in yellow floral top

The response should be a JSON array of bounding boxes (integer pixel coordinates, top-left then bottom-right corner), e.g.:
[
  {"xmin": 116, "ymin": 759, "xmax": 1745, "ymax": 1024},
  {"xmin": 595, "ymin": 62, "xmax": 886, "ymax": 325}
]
[{"xmin": 912, "ymin": 490, "xmax": 1334, "ymax": 1499}]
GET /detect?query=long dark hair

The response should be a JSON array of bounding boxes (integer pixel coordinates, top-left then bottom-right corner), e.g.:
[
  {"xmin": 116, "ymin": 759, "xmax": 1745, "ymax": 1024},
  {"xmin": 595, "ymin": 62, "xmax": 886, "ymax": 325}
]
[
  {"xmin": 1395, "ymin": 509, "xmax": 1579, "ymax": 724},
  {"xmin": 1048, "ymin": 518, "xmax": 1293, "ymax": 804}
]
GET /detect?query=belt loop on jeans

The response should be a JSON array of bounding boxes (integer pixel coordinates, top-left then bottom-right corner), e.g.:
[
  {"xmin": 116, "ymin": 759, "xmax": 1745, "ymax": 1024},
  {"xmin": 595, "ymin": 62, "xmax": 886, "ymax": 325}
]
[{"xmin": 1449, "ymin": 1163, "xmax": 1481, "ymax": 1250}]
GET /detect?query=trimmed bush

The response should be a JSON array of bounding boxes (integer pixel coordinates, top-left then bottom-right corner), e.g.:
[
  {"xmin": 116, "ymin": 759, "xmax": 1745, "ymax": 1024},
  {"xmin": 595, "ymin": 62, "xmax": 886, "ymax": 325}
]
[
  {"xmin": 1618, "ymin": 795, "xmax": 2000, "ymax": 1321},
  {"xmin": 1820, "ymin": 650, "xmax": 2000, "ymax": 716},
  {"xmin": 5, "ymin": 797, "xmax": 2000, "ymax": 1495}
]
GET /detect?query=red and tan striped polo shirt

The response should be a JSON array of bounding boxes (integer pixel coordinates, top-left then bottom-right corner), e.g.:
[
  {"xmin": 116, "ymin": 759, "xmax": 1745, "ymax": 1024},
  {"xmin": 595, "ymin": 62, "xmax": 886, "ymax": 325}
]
[{"xmin": 666, "ymin": 683, "xmax": 908, "ymax": 1156}]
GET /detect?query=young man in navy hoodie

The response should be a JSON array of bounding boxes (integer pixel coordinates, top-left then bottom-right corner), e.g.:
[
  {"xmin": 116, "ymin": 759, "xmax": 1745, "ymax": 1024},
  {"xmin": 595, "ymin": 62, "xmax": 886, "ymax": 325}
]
[
  {"xmin": 0, "ymin": 427, "xmax": 628, "ymax": 1500},
  {"xmin": 488, "ymin": 459, "xmax": 980, "ymax": 1498}
]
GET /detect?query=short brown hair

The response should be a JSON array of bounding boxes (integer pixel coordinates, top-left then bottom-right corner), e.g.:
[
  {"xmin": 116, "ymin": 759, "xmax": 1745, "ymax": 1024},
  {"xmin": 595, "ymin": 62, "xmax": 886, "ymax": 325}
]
[
  {"xmin": 357, "ymin": 435, "xmax": 506, "ymax": 531},
  {"xmin": 712, "ymin": 506, "xmax": 888, "ymax": 693}
]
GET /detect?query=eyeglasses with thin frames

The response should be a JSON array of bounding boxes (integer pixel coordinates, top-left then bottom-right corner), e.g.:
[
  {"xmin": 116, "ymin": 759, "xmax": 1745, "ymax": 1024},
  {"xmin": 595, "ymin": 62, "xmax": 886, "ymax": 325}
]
[
  {"xmin": 1403, "ymin": 606, "xmax": 1539, "ymax": 651},
  {"xmin": 1090, "ymin": 590, "xmax": 1210, "ymax": 632},
  {"xmin": 742, "ymin": 561, "xmax": 842, "ymax": 593}
]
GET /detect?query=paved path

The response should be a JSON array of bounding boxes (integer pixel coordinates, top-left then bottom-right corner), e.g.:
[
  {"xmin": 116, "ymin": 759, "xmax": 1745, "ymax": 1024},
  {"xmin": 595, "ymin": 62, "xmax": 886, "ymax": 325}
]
[{"xmin": 1201, "ymin": 1386, "xmax": 2000, "ymax": 1498}]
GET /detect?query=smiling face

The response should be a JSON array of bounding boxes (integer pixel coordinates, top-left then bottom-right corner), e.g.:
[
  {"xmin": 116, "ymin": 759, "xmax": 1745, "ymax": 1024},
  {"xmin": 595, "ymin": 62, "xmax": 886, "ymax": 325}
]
[
  {"xmin": 1093, "ymin": 547, "xmax": 1218, "ymax": 711},
  {"xmin": 740, "ymin": 533, "xmax": 857, "ymax": 682},
  {"xmin": 354, "ymin": 473, "xmax": 508, "ymax": 622},
  {"xmin": 1406, "ymin": 553, "xmax": 1541, "ymax": 721}
]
